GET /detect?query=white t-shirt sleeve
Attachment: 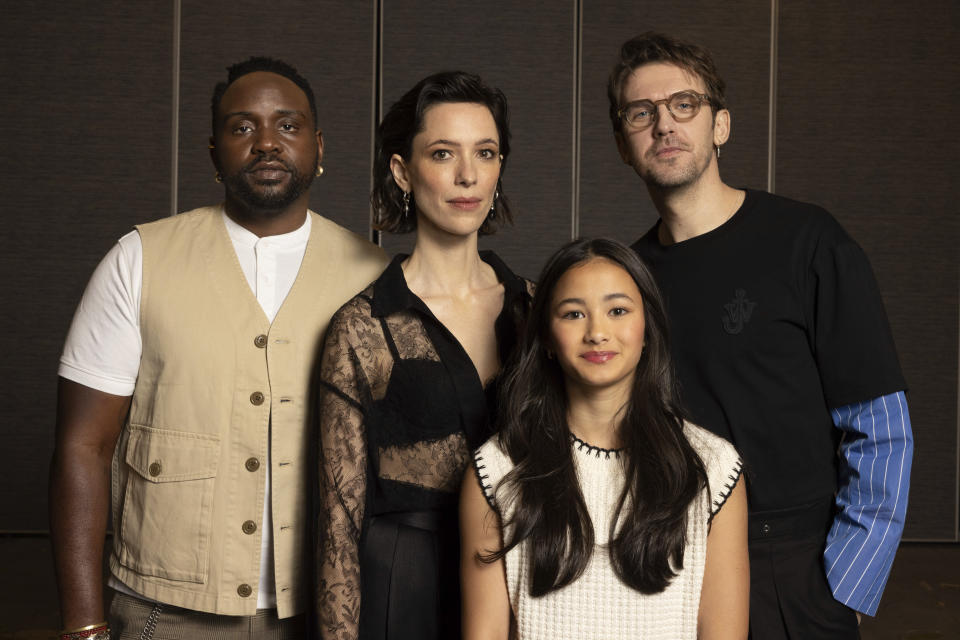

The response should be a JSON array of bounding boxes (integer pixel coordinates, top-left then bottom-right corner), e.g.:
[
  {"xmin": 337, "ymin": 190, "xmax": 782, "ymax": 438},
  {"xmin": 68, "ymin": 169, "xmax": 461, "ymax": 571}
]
[{"xmin": 58, "ymin": 230, "xmax": 143, "ymax": 396}]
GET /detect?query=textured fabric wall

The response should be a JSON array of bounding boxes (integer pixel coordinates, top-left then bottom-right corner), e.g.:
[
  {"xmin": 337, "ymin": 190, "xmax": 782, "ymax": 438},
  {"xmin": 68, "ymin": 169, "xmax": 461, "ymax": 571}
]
[
  {"xmin": 0, "ymin": 2, "xmax": 175, "ymax": 530},
  {"xmin": 775, "ymin": 1, "xmax": 959, "ymax": 539},
  {"xmin": 1, "ymin": 0, "xmax": 956, "ymax": 539}
]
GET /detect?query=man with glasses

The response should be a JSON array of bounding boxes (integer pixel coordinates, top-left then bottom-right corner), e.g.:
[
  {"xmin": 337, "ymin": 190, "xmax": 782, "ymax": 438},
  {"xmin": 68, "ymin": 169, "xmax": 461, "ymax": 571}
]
[{"xmin": 610, "ymin": 32, "xmax": 913, "ymax": 638}]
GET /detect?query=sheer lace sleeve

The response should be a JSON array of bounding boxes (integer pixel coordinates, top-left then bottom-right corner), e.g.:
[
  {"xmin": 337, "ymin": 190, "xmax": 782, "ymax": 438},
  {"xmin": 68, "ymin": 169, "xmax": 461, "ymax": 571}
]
[{"xmin": 316, "ymin": 296, "xmax": 387, "ymax": 640}]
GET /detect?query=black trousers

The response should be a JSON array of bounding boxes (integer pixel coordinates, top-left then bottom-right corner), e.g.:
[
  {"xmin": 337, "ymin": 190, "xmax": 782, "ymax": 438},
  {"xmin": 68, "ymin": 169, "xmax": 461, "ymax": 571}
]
[
  {"xmin": 358, "ymin": 510, "xmax": 460, "ymax": 640},
  {"xmin": 748, "ymin": 499, "xmax": 859, "ymax": 640}
]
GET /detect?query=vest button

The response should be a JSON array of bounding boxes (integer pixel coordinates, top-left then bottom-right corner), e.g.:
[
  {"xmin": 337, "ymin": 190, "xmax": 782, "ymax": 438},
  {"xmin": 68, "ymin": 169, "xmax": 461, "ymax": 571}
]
[
  {"xmin": 242, "ymin": 520, "xmax": 257, "ymax": 535},
  {"xmin": 148, "ymin": 461, "xmax": 162, "ymax": 477},
  {"xmin": 250, "ymin": 391, "xmax": 265, "ymax": 406},
  {"xmin": 761, "ymin": 523, "xmax": 771, "ymax": 535},
  {"xmin": 254, "ymin": 334, "xmax": 268, "ymax": 348},
  {"xmin": 245, "ymin": 457, "xmax": 260, "ymax": 472},
  {"xmin": 237, "ymin": 583, "xmax": 253, "ymax": 598}
]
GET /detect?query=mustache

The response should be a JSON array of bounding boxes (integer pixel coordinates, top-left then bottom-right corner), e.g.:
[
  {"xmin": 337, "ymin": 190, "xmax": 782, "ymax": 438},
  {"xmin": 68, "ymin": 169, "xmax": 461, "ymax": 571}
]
[
  {"xmin": 648, "ymin": 138, "xmax": 690, "ymax": 155},
  {"xmin": 243, "ymin": 154, "xmax": 293, "ymax": 173}
]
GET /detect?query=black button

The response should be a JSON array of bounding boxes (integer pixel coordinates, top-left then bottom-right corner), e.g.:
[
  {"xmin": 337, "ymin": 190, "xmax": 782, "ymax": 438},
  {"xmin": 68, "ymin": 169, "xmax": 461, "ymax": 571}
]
[
  {"xmin": 242, "ymin": 520, "xmax": 257, "ymax": 535},
  {"xmin": 250, "ymin": 391, "xmax": 265, "ymax": 406},
  {"xmin": 254, "ymin": 334, "xmax": 268, "ymax": 348},
  {"xmin": 245, "ymin": 457, "xmax": 260, "ymax": 472},
  {"xmin": 761, "ymin": 523, "xmax": 771, "ymax": 534}
]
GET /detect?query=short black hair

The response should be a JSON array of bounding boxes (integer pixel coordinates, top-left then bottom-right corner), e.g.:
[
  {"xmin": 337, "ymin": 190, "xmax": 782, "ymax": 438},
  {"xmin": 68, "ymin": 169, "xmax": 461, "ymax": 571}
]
[{"xmin": 210, "ymin": 57, "xmax": 318, "ymax": 133}]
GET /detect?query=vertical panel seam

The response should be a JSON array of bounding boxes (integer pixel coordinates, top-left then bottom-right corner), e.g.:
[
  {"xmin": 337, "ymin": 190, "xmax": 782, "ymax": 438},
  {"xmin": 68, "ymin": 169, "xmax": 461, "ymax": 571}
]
[
  {"xmin": 571, "ymin": 0, "xmax": 582, "ymax": 240},
  {"xmin": 767, "ymin": 0, "xmax": 778, "ymax": 195},
  {"xmin": 370, "ymin": 0, "xmax": 383, "ymax": 246},
  {"xmin": 170, "ymin": 0, "xmax": 181, "ymax": 217}
]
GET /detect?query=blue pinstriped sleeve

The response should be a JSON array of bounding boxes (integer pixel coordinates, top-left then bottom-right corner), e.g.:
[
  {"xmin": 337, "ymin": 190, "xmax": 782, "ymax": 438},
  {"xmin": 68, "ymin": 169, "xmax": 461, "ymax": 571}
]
[{"xmin": 824, "ymin": 391, "xmax": 913, "ymax": 616}]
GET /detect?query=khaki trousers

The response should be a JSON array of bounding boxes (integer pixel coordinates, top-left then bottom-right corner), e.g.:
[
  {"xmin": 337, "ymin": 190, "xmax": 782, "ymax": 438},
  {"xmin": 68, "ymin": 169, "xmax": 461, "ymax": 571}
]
[{"xmin": 109, "ymin": 591, "xmax": 306, "ymax": 640}]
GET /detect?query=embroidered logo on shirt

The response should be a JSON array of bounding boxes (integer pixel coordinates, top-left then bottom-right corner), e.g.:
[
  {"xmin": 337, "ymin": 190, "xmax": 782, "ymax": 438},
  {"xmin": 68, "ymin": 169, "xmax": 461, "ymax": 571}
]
[{"xmin": 721, "ymin": 289, "xmax": 757, "ymax": 335}]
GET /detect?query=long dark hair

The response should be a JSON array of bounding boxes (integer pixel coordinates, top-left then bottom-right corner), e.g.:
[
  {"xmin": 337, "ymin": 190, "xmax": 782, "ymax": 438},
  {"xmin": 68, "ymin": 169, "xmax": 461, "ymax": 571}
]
[
  {"xmin": 486, "ymin": 238, "xmax": 707, "ymax": 596},
  {"xmin": 371, "ymin": 70, "xmax": 512, "ymax": 235}
]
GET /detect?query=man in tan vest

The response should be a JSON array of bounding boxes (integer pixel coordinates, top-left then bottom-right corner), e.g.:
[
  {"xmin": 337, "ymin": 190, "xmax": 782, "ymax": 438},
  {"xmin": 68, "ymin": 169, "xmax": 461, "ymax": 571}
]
[{"xmin": 50, "ymin": 57, "xmax": 387, "ymax": 640}]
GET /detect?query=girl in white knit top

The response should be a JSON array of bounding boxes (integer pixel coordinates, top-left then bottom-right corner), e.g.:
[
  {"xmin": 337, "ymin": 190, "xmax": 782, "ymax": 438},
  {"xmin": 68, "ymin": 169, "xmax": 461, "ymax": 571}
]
[{"xmin": 460, "ymin": 239, "xmax": 748, "ymax": 639}]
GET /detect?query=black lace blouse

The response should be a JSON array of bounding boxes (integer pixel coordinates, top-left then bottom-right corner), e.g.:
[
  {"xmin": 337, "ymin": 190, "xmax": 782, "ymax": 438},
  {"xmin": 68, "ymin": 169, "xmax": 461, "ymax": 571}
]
[{"xmin": 315, "ymin": 252, "xmax": 532, "ymax": 640}]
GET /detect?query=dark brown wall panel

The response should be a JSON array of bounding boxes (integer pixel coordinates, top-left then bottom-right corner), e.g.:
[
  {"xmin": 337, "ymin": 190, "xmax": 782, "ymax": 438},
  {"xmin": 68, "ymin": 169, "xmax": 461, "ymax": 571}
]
[
  {"xmin": 777, "ymin": 1, "xmax": 959, "ymax": 539},
  {"xmin": 579, "ymin": 2, "xmax": 771, "ymax": 243},
  {"xmin": 1, "ymin": 2, "xmax": 956, "ymax": 545},
  {"xmin": 380, "ymin": 0, "xmax": 576, "ymax": 280},
  {"xmin": 178, "ymin": 0, "xmax": 376, "ymax": 237},
  {"xmin": 0, "ymin": 4, "xmax": 174, "ymax": 530}
]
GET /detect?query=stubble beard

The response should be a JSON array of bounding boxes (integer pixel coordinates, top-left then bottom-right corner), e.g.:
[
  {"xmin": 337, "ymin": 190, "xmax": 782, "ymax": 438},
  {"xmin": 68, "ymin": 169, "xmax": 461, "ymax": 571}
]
[
  {"xmin": 224, "ymin": 157, "xmax": 316, "ymax": 216},
  {"xmin": 639, "ymin": 145, "xmax": 712, "ymax": 191}
]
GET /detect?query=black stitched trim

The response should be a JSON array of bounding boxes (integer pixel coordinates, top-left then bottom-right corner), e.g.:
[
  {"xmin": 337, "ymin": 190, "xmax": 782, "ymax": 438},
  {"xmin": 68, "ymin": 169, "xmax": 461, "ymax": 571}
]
[
  {"xmin": 570, "ymin": 433, "xmax": 622, "ymax": 459},
  {"xmin": 708, "ymin": 458, "xmax": 743, "ymax": 527},
  {"xmin": 473, "ymin": 449, "xmax": 498, "ymax": 512}
]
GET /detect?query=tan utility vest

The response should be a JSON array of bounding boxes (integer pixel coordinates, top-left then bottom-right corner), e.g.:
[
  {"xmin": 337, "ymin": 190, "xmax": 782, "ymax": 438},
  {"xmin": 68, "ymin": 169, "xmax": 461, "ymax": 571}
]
[{"xmin": 108, "ymin": 206, "xmax": 386, "ymax": 617}]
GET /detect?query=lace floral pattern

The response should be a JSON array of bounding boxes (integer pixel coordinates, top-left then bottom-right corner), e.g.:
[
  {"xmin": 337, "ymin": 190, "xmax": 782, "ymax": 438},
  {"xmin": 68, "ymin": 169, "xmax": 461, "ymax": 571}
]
[
  {"xmin": 378, "ymin": 433, "xmax": 471, "ymax": 492},
  {"xmin": 315, "ymin": 253, "xmax": 532, "ymax": 640}
]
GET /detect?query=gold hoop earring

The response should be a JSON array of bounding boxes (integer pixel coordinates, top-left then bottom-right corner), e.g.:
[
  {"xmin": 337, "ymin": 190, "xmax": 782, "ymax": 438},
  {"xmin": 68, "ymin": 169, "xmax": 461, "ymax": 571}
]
[
  {"xmin": 215, "ymin": 171, "xmax": 222, "ymax": 183},
  {"xmin": 316, "ymin": 165, "xmax": 324, "ymax": 177}
]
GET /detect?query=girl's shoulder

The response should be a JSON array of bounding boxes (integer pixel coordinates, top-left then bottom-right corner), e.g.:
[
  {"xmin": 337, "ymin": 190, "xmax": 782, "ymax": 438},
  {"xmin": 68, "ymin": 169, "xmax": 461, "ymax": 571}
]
[
  {"xmin": 472, "ymin": 436, "xmax": 514, "ymax": 511},
  {"xmin": 682, "ymin": 422, "xmax": 738, "ymax": 461},
  {"xmin": 682, "ymin": 422, "xmax": 744, "ymax": 519}
]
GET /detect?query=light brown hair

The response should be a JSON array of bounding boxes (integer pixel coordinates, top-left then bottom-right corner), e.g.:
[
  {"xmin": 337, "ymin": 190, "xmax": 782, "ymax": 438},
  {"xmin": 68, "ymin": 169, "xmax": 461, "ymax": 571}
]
[{"xmin": 607, "ymin": 32, "xmax": 727, "ymax": 133}]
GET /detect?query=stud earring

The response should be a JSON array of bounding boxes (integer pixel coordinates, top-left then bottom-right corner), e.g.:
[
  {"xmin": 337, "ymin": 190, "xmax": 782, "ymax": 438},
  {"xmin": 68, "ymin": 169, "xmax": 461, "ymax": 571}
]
[
  {"xmin": 316, "ymin": 165, "xmax": 324, "ymax": 177},
  {"xmin": 215, "ymin": 171, "xmax": 222, "ymax": 183},
  {"xmin": 402, "ymin": 191, "xmax": 411, "ymax": 217}
]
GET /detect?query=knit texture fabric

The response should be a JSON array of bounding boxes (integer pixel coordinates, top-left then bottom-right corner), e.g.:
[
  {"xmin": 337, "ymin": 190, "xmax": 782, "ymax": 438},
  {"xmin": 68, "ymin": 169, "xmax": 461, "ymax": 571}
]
[{"xmin": 474, "ymin": 423, "xmax": 741, "ymax": 639}]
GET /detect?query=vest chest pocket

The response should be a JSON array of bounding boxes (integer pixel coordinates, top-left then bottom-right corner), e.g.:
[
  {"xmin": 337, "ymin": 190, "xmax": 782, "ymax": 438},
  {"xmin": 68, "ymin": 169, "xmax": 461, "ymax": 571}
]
[{"xmin": 118, "ymin": 424, "xmax": 220, "ymax": 583}]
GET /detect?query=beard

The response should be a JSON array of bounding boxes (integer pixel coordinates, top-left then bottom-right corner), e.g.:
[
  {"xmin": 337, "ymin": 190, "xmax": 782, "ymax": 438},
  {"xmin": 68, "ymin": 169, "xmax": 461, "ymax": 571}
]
[
  {"xmin": 638, "ymin": 139, "xmax": 713, "ymax": 190},
  {"xmin": 224, "ymin": 155, "xmax": 315, "ymax": 214}
]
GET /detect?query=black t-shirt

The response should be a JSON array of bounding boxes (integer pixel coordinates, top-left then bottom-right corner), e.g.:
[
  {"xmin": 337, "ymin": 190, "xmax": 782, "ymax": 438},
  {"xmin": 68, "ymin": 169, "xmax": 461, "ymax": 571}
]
[{"xmin": 633, "ymin": 189, "xmax": 905, "ymax": 511}]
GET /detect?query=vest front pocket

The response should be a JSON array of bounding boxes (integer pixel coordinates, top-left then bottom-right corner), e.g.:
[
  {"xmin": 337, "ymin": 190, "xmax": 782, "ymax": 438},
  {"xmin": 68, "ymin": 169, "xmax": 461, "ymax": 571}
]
[{"xmin": 118, "ymin": 424, "xmax": 220, "ymax": 583}]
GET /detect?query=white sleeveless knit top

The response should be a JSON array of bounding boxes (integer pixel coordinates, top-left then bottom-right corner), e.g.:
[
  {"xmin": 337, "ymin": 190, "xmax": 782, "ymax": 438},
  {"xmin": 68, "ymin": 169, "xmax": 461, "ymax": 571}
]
[{"xmin": 473, "ymin": 423, "xmax": 741, "ymax": 640}]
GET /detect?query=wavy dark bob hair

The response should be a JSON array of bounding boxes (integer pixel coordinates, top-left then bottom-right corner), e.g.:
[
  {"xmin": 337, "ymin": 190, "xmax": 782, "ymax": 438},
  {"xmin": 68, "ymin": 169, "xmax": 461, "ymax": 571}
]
[
  {"xmin": 371, "ymin": 71, "xmax": 512, "ymax": 235},
  {"xmin": 486, "ymin": 238, "xmax": 708, "ymax": 596}
]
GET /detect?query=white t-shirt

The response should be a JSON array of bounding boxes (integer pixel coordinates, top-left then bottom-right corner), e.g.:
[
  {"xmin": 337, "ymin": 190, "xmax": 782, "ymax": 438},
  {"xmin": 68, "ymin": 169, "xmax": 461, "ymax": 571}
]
[{"xmin": 59, "ymin": 209, "xmax": 313, "ymax": 609}]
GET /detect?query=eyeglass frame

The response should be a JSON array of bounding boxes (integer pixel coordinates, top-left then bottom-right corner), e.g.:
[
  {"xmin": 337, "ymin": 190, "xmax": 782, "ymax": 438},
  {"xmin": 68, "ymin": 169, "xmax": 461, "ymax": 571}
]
[{"xmin": 617, "ymin": 90, "xmax": 713, "ymax": 131}]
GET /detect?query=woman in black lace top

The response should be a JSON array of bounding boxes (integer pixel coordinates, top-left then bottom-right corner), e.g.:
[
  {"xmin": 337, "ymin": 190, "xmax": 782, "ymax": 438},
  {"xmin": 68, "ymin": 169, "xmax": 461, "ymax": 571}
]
[{"xmin": 315, "ymin": 71, "xmax": 532, "ymax": 640}]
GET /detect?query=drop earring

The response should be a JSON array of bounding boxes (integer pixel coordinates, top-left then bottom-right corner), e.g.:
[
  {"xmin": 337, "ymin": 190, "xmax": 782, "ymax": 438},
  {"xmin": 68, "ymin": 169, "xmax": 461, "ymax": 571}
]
[{"xmin": 402, "ymin": 191, "xmax": 411, "ymax": 218}]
